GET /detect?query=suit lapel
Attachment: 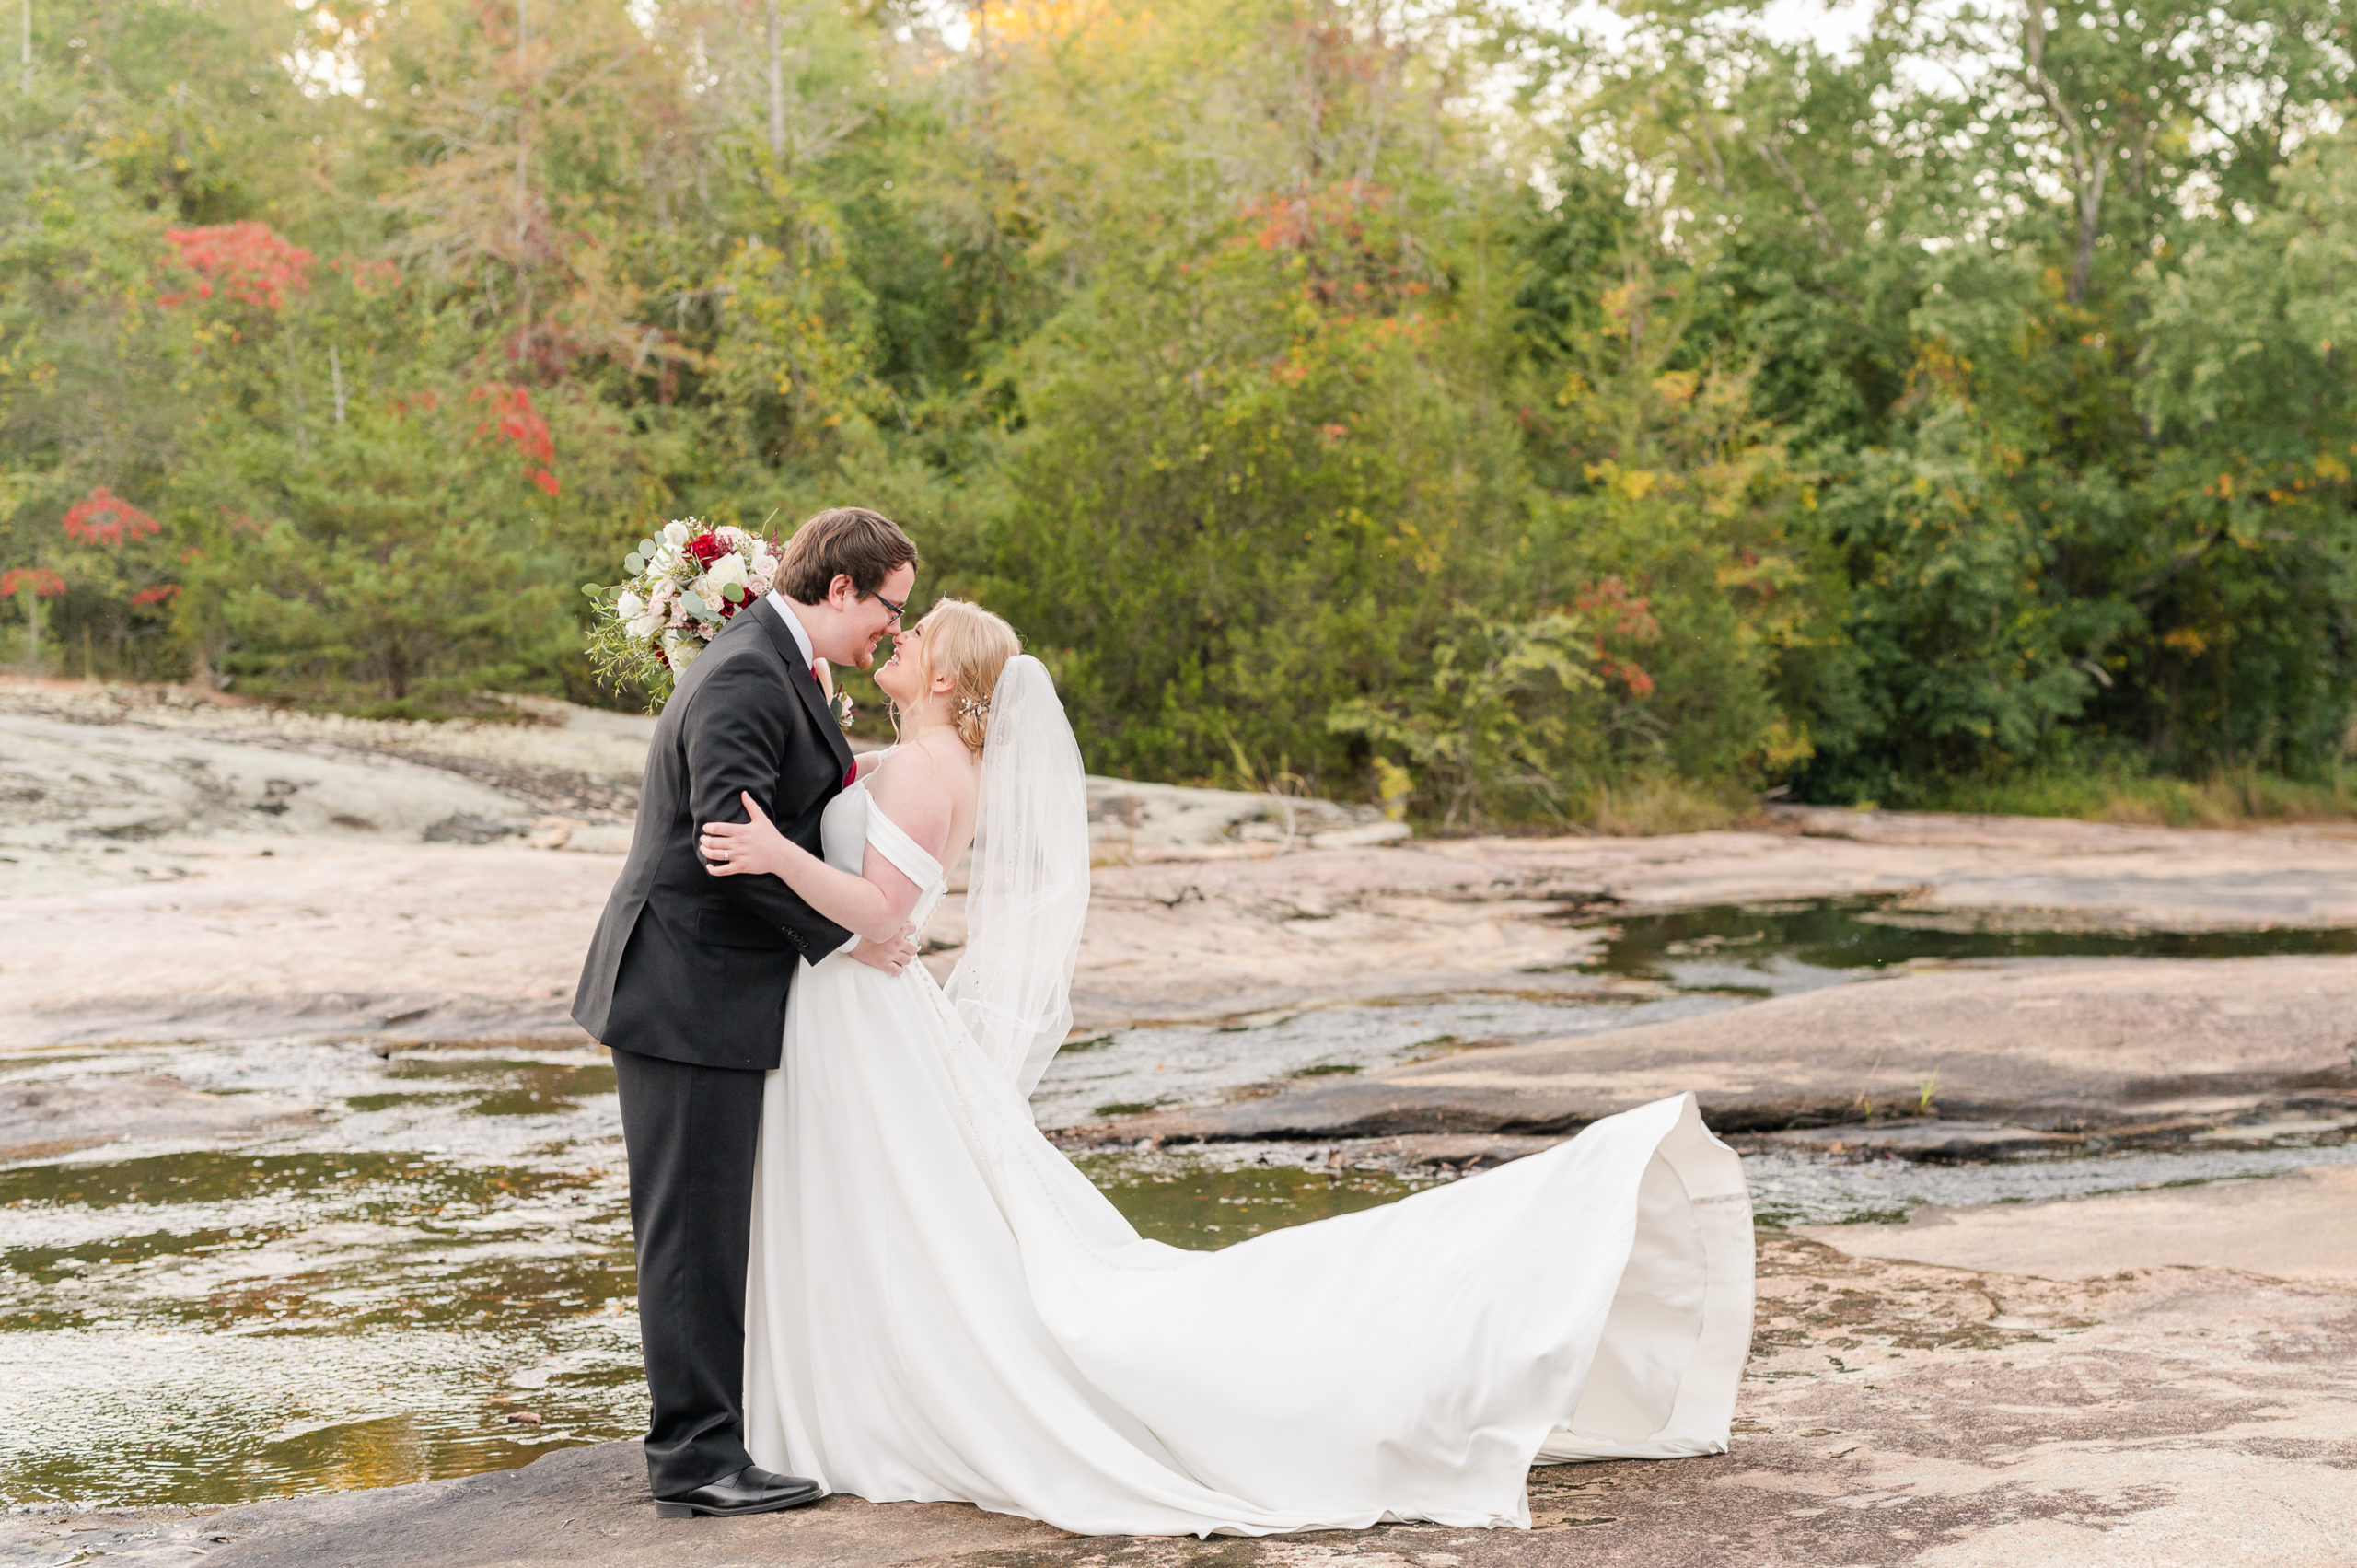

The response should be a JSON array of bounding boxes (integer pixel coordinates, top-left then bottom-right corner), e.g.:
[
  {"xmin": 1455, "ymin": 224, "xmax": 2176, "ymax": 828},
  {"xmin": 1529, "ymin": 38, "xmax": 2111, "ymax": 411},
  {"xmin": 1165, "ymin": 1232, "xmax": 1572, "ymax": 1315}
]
[{"xmin": 751, "ymin": 597, "xmax": 856, "ymax": 784}]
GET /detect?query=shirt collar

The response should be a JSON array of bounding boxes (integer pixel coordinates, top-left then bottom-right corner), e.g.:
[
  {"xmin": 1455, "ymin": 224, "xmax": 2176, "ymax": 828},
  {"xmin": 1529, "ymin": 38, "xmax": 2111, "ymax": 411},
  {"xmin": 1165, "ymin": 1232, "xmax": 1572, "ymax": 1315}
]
[{"xmin": 765, "ymin": 590, "xmax": 815, "ymax": 668}]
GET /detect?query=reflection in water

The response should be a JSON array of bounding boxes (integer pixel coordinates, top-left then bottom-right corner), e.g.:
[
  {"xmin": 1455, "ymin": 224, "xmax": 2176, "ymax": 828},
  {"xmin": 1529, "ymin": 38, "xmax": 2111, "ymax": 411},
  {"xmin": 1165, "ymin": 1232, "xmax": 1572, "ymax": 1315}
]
[
  {"xmin": 1076, "ymin": 1150, "xmax": 1436, "ymax": 1246},
  {"xmin": 1588, "ymin": 896, "xmax": 2357, "ymax": 993}
]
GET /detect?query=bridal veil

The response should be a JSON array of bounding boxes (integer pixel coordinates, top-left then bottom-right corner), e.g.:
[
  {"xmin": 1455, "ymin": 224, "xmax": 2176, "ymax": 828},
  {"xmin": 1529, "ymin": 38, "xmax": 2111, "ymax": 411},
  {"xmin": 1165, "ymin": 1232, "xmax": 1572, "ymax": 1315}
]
[{"xmin": 941, "ymin": 653, "xmax": 1092, "ymax": 1099}]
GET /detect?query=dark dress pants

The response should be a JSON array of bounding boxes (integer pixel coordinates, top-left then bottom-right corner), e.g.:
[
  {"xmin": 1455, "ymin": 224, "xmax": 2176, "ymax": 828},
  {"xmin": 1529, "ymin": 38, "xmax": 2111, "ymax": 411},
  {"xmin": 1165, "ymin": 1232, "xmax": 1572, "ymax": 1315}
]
[{"xmin": 611, "ymin": 1045, "xmax": 768, "ymax": 1496}]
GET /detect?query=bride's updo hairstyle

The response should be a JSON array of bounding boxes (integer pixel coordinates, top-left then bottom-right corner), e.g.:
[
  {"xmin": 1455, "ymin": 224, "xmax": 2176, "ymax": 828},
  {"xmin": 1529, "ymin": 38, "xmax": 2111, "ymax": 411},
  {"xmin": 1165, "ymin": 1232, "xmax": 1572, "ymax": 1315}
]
[{"xmin": 911, "ymin": 598, "xmax": 1020, "ymax": 753}]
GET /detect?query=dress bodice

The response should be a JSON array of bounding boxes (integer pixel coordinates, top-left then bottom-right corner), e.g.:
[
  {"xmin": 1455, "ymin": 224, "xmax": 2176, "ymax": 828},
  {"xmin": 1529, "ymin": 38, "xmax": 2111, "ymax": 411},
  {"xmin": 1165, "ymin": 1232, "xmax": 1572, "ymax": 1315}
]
[{"xmin": 820, "ymin": 776, "xmax": 947, "ymax": 935}]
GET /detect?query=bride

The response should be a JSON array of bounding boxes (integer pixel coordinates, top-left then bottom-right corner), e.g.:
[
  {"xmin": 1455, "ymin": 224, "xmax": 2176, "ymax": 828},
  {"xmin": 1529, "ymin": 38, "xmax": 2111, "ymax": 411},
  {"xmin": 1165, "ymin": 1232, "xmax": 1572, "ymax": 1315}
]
[{"xmin": 697, "ymin": 598, "xmax": 1755, "ymax": 1538}]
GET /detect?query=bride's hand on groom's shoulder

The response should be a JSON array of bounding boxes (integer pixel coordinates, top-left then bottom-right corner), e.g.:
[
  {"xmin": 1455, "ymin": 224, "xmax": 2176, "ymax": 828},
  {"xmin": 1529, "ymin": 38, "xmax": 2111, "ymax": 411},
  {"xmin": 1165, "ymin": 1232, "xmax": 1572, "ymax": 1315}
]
[{"xmin": 700, "ymin": 792, "xmax": 788, "ymax": 878}]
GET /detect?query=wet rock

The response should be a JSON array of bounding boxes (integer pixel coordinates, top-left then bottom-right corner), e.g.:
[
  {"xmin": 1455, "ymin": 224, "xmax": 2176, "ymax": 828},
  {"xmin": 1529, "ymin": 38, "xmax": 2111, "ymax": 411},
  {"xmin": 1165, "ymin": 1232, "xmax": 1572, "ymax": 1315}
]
[
  {"xmin": 422, "ymin": 813, "xmax": 524, "ymax": 845},
  {"xmin": 1745, "ymin": 1120, "xmax": 2091, "ymax": 1161},
  {"xmin": 1097, "ymin": 956, "xmax": 2357, "ymax": 1144},
  {"xmin": 14, "ymin": 1225, "xmax": 2352, "ymax": 1567},
  {"xmin": 0, "ymin": 1074, "xmax": 315, "ymax": 1162},
  {"xmin": 1352, "ymin": 1133, "xmax": 1568, "ymax": 1171}
]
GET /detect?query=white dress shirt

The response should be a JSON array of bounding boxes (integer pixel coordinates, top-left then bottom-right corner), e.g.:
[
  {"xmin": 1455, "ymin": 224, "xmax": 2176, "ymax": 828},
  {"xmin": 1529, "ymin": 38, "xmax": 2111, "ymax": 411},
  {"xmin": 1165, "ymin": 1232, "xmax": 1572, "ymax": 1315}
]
[
  {"xmin": 763, "ymin": 590, "xmax": 863, "ymax": 957},
  {"xmin": 766, "ymin": 589, "xmax": 815, "ymax": 668}
]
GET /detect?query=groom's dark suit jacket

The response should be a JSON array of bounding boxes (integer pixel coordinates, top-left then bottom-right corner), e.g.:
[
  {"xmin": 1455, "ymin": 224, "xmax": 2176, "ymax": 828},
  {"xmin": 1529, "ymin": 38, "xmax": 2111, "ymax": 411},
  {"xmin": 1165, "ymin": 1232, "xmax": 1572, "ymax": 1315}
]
[{"xmin": 573, "ymin": 597, "xmax": 856, "ymax": 1071}]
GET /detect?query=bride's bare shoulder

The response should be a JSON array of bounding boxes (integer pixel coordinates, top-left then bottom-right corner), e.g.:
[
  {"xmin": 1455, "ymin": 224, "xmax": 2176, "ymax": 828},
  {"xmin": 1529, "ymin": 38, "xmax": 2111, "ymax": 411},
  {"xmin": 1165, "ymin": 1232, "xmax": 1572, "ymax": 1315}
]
[{"xmin": 865, "ymin": 740, "xmax": 958, "ymax": 852}]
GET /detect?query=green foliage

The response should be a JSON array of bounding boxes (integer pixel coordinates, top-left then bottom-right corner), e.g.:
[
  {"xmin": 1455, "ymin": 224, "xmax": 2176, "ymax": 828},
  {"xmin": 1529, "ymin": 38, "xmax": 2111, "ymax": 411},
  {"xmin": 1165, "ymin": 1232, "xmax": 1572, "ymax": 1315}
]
[
  {"xmin": 1329, "ymin": 609, "xmax": 1603, "ymax": 830},
  {"xmin": 4, "ymin": 0, "xmax": 2356, "ymax": 818}
]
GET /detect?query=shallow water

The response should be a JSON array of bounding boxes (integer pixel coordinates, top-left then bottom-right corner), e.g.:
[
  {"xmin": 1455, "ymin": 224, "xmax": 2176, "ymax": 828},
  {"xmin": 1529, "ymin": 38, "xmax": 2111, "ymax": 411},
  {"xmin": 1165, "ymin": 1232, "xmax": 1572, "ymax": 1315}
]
[
  {"xmin": 1587, "ymin": 897, "xmax": 2357, "ymax": 994},
  {"xmin": 1029, "ymin": 896, "xmax": 2357, "ymax": 1125},
  {"xmin": 1742, "ymin": 1141, "xmax": 2357, "ymax": 1226},
  {"xmin": 1028, "ymin": 992, "xmax": 1739, "ymax": 1129},
  {"xmin": 1, "ymin": 1039, "xmax": 641, "ymax": 1508},
  {"xmin": 10, "ymin": 898, "xmax": 2357, "ymax": 1507}
]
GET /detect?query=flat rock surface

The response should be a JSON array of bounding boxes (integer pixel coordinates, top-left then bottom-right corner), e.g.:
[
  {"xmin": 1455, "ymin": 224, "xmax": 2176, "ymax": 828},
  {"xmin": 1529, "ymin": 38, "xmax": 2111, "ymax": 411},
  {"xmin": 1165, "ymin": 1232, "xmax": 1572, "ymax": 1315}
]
[
  {"xmin": 14, "ymin": 677, "xmax": 2357, "ymax": 1056},
  {"xmin": 10, "ymin": 1223, "xmax": 2351, "ymax": 1568},
  {"xmin": 1103, "ymin": 954, "xmax": 2357, "ymax": 1141},
  {"xmin": 10, "ymin": 683, "xmax": 2357, "ymax": 1566},
  {"xmin": 0, "ymin": 1074, "xmax": 315, "ymax": 1163},
  {"xmin": 1801, "ymin": 1161, "xmax": 2357, "ymax": 1283},
  {"xmin": 0, "ymin": 840, "xmax": 621, "ymax": 1049},
  {"xmin": 1070, "ymin": 817, "xmax": 2357, "ymax": 1025}
]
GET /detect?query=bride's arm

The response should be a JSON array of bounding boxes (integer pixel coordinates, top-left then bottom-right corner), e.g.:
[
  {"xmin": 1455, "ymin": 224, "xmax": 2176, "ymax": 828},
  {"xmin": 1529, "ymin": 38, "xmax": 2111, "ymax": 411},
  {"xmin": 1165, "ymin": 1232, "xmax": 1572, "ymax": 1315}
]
[{"xmin": 700, "ymin": 755, "xmax": 949, "ymax": 943}]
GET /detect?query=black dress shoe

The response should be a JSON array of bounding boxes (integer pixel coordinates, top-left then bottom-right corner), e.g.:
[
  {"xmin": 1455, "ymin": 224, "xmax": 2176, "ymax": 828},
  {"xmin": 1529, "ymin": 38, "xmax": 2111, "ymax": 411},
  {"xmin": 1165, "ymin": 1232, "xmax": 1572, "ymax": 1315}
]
[{"xmin": 654, "ymin": 1464, "xmax": 825, "ymax": 1518}]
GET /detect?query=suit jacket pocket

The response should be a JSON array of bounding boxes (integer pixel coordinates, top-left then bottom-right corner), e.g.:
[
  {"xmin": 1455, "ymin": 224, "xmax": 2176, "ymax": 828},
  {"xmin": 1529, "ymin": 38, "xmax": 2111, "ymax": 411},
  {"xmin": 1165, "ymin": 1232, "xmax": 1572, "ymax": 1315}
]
[{"xmin": 696, "ymin": 907, "xmax": 793, "ymax": 951}]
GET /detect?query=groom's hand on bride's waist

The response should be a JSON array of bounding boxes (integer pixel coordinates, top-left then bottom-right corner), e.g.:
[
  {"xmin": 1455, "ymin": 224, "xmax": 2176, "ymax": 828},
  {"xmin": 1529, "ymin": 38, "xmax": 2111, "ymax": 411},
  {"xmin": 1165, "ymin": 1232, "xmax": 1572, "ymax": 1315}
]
[{"xmin": 850, "ymin": 923, "xmax": 920, "ymax": 976}]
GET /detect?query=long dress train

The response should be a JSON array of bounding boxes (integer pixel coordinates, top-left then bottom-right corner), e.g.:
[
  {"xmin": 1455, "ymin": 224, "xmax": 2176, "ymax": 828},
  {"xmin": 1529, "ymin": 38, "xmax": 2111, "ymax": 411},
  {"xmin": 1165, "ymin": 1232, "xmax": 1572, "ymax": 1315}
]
[{"xmin": 743, "ymin": 781, "xmax": 1754, "ymax": 1537}]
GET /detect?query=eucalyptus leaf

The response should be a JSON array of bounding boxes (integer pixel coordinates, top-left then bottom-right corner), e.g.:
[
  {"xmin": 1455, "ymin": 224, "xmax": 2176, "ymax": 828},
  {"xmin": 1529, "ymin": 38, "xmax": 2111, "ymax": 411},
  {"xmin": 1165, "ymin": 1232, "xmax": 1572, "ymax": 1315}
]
[
  {"xmin": 624, "ymin": 552, "xmax": 645, "ymax": 575},
  {"xmin": 722, "ymin": 582, "xmax": 746, "ymax": 602}
]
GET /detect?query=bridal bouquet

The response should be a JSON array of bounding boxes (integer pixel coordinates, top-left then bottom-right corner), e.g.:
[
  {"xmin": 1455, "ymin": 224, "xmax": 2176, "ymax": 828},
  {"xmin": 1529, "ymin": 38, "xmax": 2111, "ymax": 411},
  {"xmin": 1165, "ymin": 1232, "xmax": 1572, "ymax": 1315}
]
[{"xmin": 584, "ymin": 518, "xmax": 778, "ymax": 703}]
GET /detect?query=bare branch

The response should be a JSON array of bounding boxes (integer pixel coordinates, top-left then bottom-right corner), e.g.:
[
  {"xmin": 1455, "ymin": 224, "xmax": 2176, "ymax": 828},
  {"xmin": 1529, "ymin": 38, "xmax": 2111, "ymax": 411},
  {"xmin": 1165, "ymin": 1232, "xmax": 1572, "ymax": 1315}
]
[
  {"xmin": 2022, "ymin": 0, "xmax": 2115, "ymax": 304},
  {"xmin": 1752, "ymin": 137, "xmax": 1843, "ymax": 259}
]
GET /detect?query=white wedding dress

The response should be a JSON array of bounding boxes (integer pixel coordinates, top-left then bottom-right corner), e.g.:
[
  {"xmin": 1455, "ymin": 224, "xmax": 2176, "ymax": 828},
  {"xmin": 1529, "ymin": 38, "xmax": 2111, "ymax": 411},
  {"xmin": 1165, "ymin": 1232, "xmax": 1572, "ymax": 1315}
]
[{"xmin": 743, "ymin": 666, "xmax": 1754, "ymax": 1538}]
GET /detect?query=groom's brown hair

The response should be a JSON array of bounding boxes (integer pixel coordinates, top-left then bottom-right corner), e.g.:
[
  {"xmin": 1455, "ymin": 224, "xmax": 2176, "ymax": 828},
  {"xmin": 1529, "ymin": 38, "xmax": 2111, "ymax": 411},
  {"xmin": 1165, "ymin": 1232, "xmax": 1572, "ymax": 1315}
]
[{"xmin": 778, "ymin": 506, "xmax": 918, "ymax": 603}]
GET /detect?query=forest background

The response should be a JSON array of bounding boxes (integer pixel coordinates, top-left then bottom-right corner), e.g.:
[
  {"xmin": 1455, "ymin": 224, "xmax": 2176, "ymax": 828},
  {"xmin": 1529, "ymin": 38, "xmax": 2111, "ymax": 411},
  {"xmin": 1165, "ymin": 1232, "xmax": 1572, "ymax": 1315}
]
[{"xmin": 5, "ymin": 0, "xmax": 2355, "ymax": 830}]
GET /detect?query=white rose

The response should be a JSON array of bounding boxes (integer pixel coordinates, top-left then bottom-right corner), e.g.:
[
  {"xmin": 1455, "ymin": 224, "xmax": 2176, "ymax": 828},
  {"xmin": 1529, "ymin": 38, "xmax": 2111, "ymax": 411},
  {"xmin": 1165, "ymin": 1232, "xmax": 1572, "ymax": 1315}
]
[
  {"xmin": 616, "ymin": 590, "xmax": 646, "ymax": 621},
  {"xmin": 662, "ymin": 521, "xmax": 691, "ymax": 548},
  {"xmin": 665, "ymin": 634, "xmax": 702, "ymax": 674},
  {"xmin": 628, "ymin": 610, "xmax": 666, "ymax": 640},
  {"xmin": 702, "ymin": 552, "xmax": 749, "ymax": 594}
]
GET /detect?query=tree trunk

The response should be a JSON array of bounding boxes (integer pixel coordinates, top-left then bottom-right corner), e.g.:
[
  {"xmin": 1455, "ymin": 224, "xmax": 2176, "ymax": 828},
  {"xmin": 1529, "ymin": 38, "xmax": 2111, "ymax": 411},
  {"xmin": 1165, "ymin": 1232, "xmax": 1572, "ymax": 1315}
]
[
  {"xmin": 767, "ymin": 0, "xmax": 785, "ymax": 161},
  {"xmin": 2023, "ymin": 1, "xmax": 2112, "ymax": 306},
  {"xmin": 2068, "ymin": 150, "xmax": 2107, "ymax": 305}
]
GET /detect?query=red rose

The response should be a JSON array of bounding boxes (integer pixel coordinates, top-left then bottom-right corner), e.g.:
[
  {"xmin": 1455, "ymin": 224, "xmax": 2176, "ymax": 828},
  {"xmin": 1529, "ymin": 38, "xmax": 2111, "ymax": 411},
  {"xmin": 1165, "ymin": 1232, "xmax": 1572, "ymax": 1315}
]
[{"xmin": 686, "ymin": 533, "xmax": 726, "ymax": 565}]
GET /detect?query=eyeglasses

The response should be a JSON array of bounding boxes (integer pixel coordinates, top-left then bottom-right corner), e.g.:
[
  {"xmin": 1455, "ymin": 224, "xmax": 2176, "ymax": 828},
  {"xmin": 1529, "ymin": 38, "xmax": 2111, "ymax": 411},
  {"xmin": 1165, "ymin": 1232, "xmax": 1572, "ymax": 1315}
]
[{"xmin": 869, "ymin": 588, "xmax": 906, "ymax": 625}]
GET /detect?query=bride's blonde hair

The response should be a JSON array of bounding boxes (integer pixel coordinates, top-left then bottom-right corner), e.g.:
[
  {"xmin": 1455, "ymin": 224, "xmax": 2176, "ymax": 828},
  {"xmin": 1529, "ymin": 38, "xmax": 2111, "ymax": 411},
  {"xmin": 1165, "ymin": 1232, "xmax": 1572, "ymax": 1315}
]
[{"xmin": 908, "ymin": 598, "xmax": 1020, "ymax": 752}]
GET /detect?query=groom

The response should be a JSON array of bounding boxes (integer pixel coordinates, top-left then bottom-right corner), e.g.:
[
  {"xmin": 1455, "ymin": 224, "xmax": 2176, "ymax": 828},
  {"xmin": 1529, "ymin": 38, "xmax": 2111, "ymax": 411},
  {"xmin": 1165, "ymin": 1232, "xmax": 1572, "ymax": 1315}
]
[{"xmin": 573, "ymin": 506, "xmax": 921, "ymax": 1517}]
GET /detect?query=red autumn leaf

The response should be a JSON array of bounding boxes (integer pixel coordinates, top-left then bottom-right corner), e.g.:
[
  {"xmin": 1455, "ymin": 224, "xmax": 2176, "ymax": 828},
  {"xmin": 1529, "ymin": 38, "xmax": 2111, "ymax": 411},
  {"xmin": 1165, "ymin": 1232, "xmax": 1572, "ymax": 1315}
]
[
  {"xmin": 1, "ymin": 568, "xmax": 66, "ymax": 599},
  {"xmin": 62, "ymin": 488, "xmax": 162, "ymax": 546},
  {"xmin": 158, "ymin": 223, "xmax": 315, "ymax": 311},
  {"xmin": 471, "ymin": 383, "xmax": 562, "ymax": 489}
]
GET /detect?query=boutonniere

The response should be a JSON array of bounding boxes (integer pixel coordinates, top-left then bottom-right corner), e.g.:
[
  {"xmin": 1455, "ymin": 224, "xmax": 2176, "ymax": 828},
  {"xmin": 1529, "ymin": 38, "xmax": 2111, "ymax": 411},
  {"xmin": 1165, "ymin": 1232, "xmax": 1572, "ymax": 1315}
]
[{"xmin": 829, "ymin": 690, "xmax": 856, "ymax": 731}]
